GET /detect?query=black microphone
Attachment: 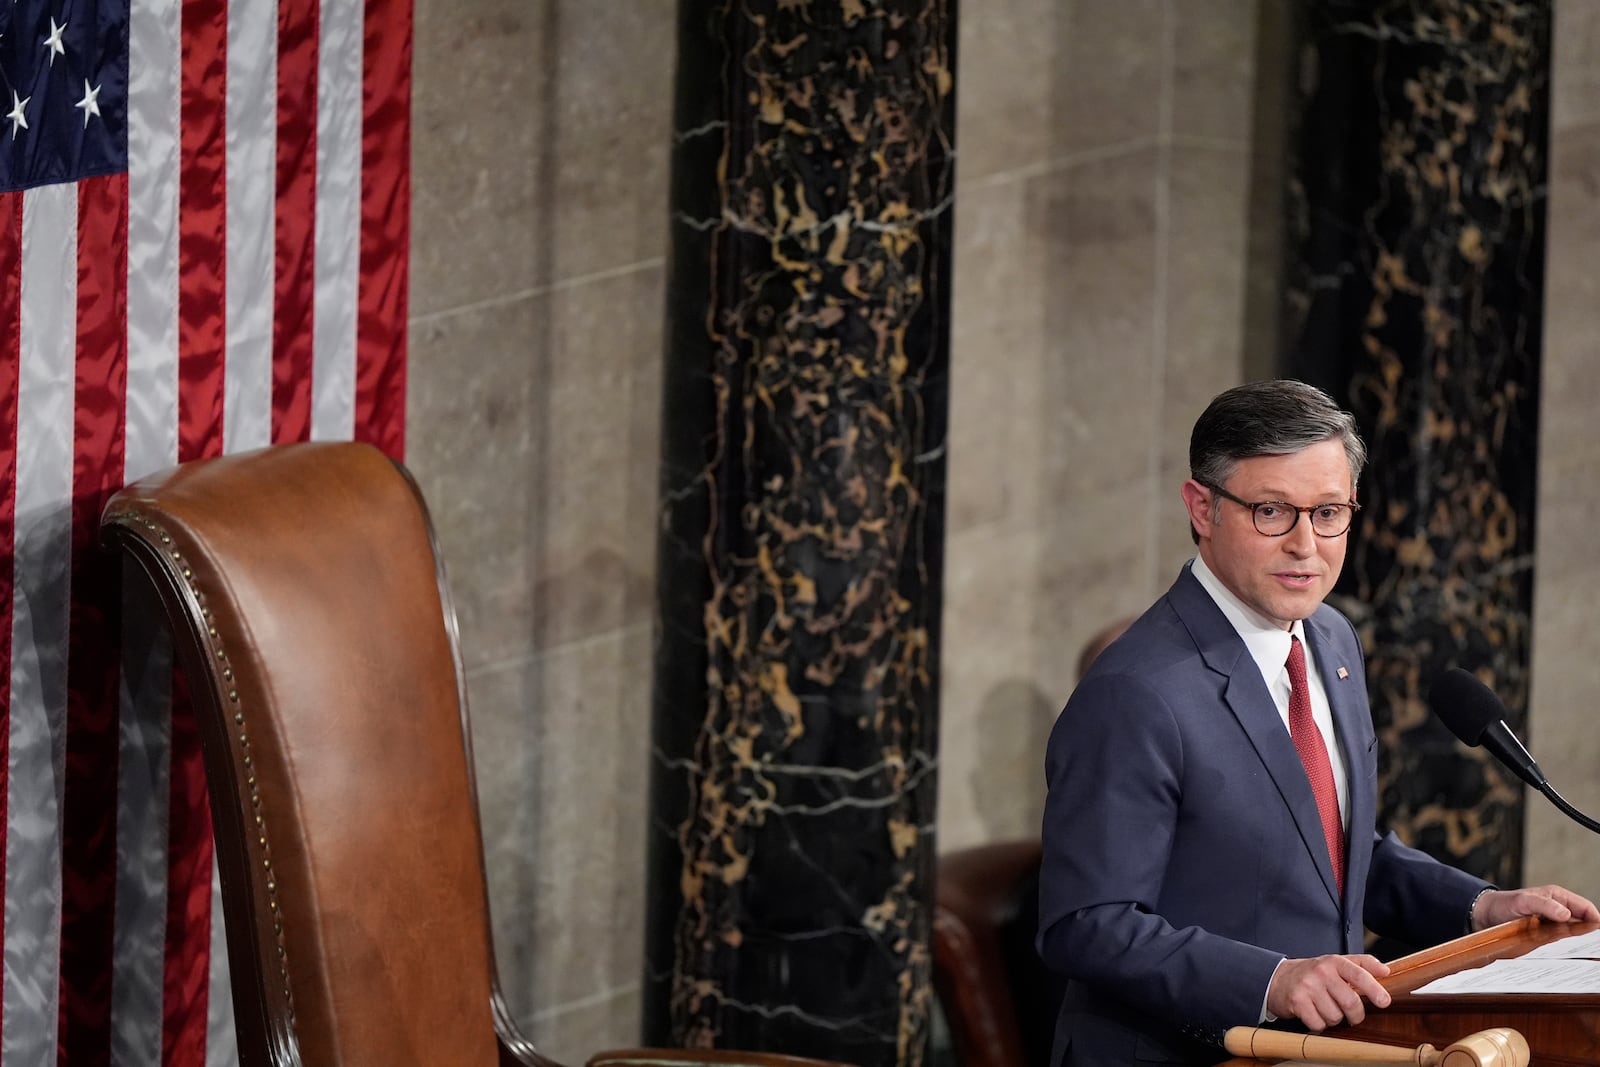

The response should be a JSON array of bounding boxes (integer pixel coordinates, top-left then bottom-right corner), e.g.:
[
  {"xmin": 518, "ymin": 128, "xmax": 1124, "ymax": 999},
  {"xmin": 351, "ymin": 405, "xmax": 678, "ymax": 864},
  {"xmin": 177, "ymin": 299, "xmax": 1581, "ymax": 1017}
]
[
  {"xmin": 1428, "ymin": 667, "xmax": 1600, "ymax": 835},
  {"xmin": 1428, "ymin": 668, "xmax": 1547, "ymax": 788}
]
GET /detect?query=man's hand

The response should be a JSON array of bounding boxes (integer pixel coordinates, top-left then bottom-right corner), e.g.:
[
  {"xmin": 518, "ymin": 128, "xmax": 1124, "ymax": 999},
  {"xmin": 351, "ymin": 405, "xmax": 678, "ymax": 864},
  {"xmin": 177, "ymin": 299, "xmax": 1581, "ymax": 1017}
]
[
  {"xmin": 1266, "ymin": 954, "xmax": 1391, "ymax": 1031},
  {"xmin": 1472, "ymin": 885, "xmax": 1600, "ymax": 931}
]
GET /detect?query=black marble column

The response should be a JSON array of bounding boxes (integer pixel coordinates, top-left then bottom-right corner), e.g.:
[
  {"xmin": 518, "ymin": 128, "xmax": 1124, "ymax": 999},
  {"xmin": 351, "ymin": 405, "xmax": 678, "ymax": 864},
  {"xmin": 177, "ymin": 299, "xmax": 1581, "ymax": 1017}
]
[
  {"xmin": 644, "ymin": 4, "xmax": 954, "ymax": 1066},
  {"xmin": 1281, "ymin": 2, "xmax": 1550, "ymax": 890}
]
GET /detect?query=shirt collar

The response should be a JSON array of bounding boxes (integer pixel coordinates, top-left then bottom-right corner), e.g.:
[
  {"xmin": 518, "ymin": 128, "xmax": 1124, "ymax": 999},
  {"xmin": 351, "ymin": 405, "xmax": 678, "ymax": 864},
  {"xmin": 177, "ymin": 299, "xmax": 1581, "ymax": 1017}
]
[{"xmin": 1190, "ymin": 554, "xmax": 1304, "ymax": 682}]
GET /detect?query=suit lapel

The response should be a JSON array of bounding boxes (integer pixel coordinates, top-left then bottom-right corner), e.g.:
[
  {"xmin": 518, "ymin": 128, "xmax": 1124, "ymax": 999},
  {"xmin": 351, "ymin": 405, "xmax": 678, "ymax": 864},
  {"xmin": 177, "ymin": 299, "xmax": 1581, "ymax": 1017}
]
[{"xmin": 1169, "ymin": 569, "xmax": 1345, "ymax": 909}]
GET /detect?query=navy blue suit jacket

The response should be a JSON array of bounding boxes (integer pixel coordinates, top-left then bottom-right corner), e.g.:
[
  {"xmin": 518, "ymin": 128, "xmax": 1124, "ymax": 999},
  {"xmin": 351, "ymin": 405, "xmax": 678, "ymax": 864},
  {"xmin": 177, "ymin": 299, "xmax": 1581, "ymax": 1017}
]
[{"xmin": 1038, "ymin": 565, "xmax": 1487, "ymax": 1065}]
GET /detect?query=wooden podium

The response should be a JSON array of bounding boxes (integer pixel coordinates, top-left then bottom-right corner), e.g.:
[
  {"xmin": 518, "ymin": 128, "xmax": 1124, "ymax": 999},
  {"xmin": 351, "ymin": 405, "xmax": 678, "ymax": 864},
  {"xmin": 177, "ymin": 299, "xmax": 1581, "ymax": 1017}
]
[{"xmin": 1223, "ymin": 917, "xmax": 1600, "ymax": 1066}]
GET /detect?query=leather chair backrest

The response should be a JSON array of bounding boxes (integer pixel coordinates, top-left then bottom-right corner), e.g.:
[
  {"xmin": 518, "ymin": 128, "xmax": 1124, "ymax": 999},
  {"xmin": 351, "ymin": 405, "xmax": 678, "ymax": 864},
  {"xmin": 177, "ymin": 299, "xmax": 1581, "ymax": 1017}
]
[
  {"xmin": 103, "ymin": 442, "xmax": 527, "ymax": 1067},
  {"xmin": 932, "ymin": 840, "xmax": 1064, "ymax": 1067}
]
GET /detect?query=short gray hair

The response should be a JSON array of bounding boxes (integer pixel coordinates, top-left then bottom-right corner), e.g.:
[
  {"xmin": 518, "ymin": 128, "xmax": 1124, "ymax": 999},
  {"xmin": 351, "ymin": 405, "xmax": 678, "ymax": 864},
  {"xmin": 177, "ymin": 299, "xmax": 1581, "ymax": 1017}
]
[{"xmin": 1188, "ymin": 379, "xmax": 1366, "ymax": 542}]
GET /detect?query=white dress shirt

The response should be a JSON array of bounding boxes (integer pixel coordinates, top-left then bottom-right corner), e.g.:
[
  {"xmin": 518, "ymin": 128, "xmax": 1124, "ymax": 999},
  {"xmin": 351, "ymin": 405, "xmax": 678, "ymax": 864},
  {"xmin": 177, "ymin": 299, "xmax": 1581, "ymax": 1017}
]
[{"xmin": 1189, "ymin": 554, "xmax": 1350, "ymax": 826}]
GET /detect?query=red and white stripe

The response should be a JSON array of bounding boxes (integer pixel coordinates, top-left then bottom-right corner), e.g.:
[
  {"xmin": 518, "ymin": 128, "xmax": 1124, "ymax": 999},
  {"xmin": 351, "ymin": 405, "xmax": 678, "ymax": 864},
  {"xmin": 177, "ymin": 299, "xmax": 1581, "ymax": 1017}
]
[{"xmin": 1, "ymin": 0, "xmax": 410, "ymax": 1063}]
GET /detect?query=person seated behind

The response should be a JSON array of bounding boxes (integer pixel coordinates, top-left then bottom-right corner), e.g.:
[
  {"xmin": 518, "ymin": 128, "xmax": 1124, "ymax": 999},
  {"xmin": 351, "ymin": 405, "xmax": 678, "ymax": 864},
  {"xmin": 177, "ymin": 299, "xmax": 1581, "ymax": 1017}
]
[
  {"xmin": 1077, "ymin": 619, "xmax": 1131, "ymax": 683},
  {"xmin": 1036, "ymin": 379, "xmax": 1598, "ymax": 1067}
]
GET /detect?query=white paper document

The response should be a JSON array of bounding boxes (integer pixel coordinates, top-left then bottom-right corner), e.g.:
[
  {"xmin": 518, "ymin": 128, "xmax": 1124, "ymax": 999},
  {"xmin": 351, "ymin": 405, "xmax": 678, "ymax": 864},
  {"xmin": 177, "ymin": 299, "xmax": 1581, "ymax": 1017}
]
[
  {"xmin": 1413, "ymin": 957, "xmax": 1600, "ymax": 995},
  {"xmin": 1517, "ymin": 928, "xmax": 1600, "ymax": 960}
]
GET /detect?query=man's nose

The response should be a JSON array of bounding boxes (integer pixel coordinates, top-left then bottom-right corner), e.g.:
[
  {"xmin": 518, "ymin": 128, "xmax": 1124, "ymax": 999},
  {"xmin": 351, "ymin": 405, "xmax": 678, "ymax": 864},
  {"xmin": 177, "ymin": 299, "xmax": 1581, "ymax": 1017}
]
[{"xmin": 1282, "ymin": 513, "xmax": 1317, "ymax": 555}]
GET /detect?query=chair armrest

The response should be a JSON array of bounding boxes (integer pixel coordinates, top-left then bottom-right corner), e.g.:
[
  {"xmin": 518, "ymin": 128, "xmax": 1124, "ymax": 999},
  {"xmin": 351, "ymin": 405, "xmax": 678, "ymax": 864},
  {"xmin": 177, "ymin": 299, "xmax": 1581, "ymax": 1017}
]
[
  {"xmin": 495, "ymin": 997, "xmax": 568, "ymax": 1067},
  {"xmin": 587, "ymin": 1048, "xmax": 856, "ymax": 1067},
  {"xmin": 498, "ymin": 1032, "xmax": 567, "ymax": 1067}
]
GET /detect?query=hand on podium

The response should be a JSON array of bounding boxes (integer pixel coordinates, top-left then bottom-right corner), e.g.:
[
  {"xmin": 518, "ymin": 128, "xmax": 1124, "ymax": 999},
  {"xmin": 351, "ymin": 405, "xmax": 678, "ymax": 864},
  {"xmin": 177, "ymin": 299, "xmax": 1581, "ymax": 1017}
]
[
  {"xmin": 1266, "ymin": 953, "xmax": 1392, "ymax": 1031},
  {"xmin": 1470, "ymin": 885, "xmax": 1600, "ymax": 931}
]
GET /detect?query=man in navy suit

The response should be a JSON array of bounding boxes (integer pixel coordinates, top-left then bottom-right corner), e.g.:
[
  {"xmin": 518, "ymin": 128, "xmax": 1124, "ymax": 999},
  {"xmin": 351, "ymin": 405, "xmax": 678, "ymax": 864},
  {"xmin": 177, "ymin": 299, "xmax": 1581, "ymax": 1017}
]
[{"xmin": 1037, "ymin": 379, "xmax": 1597, "ymax": 1066}]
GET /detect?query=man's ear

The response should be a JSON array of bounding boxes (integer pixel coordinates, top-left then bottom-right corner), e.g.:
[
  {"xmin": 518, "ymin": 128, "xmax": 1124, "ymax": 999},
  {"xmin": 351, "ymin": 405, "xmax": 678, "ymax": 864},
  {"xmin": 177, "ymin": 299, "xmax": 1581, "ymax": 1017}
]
[{"xmin": 1181, "ymin": 479, "xmax": 1215, "ymax": 540}]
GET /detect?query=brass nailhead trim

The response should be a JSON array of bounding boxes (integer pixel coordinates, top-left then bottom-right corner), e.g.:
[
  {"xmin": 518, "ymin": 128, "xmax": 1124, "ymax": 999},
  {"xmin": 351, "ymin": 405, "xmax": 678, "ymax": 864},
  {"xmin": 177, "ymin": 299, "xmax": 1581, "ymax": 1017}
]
[{"xmin": 129, "ymin": 512, "xmax": 296, "ymax": 1028}]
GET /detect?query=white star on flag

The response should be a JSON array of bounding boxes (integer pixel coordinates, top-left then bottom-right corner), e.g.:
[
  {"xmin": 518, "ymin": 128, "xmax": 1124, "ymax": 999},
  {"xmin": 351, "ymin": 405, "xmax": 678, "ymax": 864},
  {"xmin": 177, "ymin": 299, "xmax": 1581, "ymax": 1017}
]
[
  {"xmin": 6, "ymin": 90, "xmax": 29, "ymax": 138},
  {"xmin": 74, "ymin": 79, "xmax": 99, "ymax": 127},
  {"xmin": 42, "ymin": 16, "xmax": 66, "ymax": 65}
]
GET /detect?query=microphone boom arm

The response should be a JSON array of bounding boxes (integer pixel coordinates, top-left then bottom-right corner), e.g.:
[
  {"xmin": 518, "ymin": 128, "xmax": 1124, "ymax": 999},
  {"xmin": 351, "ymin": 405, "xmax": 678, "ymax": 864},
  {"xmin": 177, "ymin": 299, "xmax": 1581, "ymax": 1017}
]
[{"xmin": 1539, "ymin": 780, "xmax": 1600, "ymax": 836}]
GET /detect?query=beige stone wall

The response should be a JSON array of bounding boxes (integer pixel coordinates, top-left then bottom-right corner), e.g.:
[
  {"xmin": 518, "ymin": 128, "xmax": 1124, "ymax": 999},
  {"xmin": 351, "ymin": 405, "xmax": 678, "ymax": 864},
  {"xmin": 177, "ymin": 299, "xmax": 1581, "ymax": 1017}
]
[
  {"xmin": 1526, "ymin": 2, "xmax": 1600, "ymax": 896},
  {"xmin": 937, "ymin": 0, "xmax": 1272, "ymax": 852},
  {"xmin": 399, "ymin": 0, "xmax": 1596, "ymax": 1060}
]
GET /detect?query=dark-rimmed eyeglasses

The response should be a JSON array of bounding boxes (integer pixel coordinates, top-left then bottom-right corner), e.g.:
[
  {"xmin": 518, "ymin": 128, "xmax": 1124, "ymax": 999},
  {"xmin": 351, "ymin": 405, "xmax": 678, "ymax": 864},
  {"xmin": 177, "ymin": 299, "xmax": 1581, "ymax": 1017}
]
[{"xmin": 1202, "ymin": 482, "xmax": 1360, "ymax": 538}]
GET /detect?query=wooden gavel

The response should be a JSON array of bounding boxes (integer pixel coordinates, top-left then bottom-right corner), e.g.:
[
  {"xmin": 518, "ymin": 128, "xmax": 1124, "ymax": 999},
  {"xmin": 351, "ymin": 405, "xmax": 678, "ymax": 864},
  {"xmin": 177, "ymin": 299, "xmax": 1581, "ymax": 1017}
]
[{"xmin": 1222, "ymin": 1024, "xmax": 1530, "ymax": 1067}]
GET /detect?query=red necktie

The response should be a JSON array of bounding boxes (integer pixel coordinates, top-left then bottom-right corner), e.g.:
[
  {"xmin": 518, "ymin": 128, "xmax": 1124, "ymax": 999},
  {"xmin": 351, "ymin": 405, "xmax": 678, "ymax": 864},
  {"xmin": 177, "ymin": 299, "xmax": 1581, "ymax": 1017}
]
[{"xmin": 1287, "ymin": 635, "xmax": 1345, "ymax": 895}]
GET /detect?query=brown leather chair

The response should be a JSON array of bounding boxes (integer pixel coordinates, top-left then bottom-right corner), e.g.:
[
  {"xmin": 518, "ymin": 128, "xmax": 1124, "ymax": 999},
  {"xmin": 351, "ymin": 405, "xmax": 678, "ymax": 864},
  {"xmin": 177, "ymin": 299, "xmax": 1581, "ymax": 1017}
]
[
  {"xmin": 102, "ymin": 442, "xmax": 848, "ymax": 1067},
  {"xmin": 932, "ymin": 841, "xmax": 1061, "ymax": 1067}
]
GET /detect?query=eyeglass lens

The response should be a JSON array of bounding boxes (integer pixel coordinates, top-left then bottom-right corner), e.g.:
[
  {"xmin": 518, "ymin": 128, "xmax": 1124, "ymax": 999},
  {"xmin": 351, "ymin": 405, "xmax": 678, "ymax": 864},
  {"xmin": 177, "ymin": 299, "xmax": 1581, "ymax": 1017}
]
[{"xmin": 1252, "ymin": 503, "xmax": 1351, "ymax": 537}]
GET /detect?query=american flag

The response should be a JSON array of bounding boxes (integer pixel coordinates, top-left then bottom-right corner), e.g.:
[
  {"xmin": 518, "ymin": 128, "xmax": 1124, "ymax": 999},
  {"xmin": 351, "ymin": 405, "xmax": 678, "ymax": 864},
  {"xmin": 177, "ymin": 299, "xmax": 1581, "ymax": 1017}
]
[{"xmin": 0, "ymin": 1, "xmax": 411, "ymax": 1063}]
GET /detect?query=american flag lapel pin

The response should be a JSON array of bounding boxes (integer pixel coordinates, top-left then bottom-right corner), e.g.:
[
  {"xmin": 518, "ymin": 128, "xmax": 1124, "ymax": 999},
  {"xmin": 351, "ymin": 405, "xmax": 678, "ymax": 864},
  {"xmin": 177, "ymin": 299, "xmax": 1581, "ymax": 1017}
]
[{"xmin": 1337, "ymin": 666, "xmax": 1349, "ymax": 679}]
